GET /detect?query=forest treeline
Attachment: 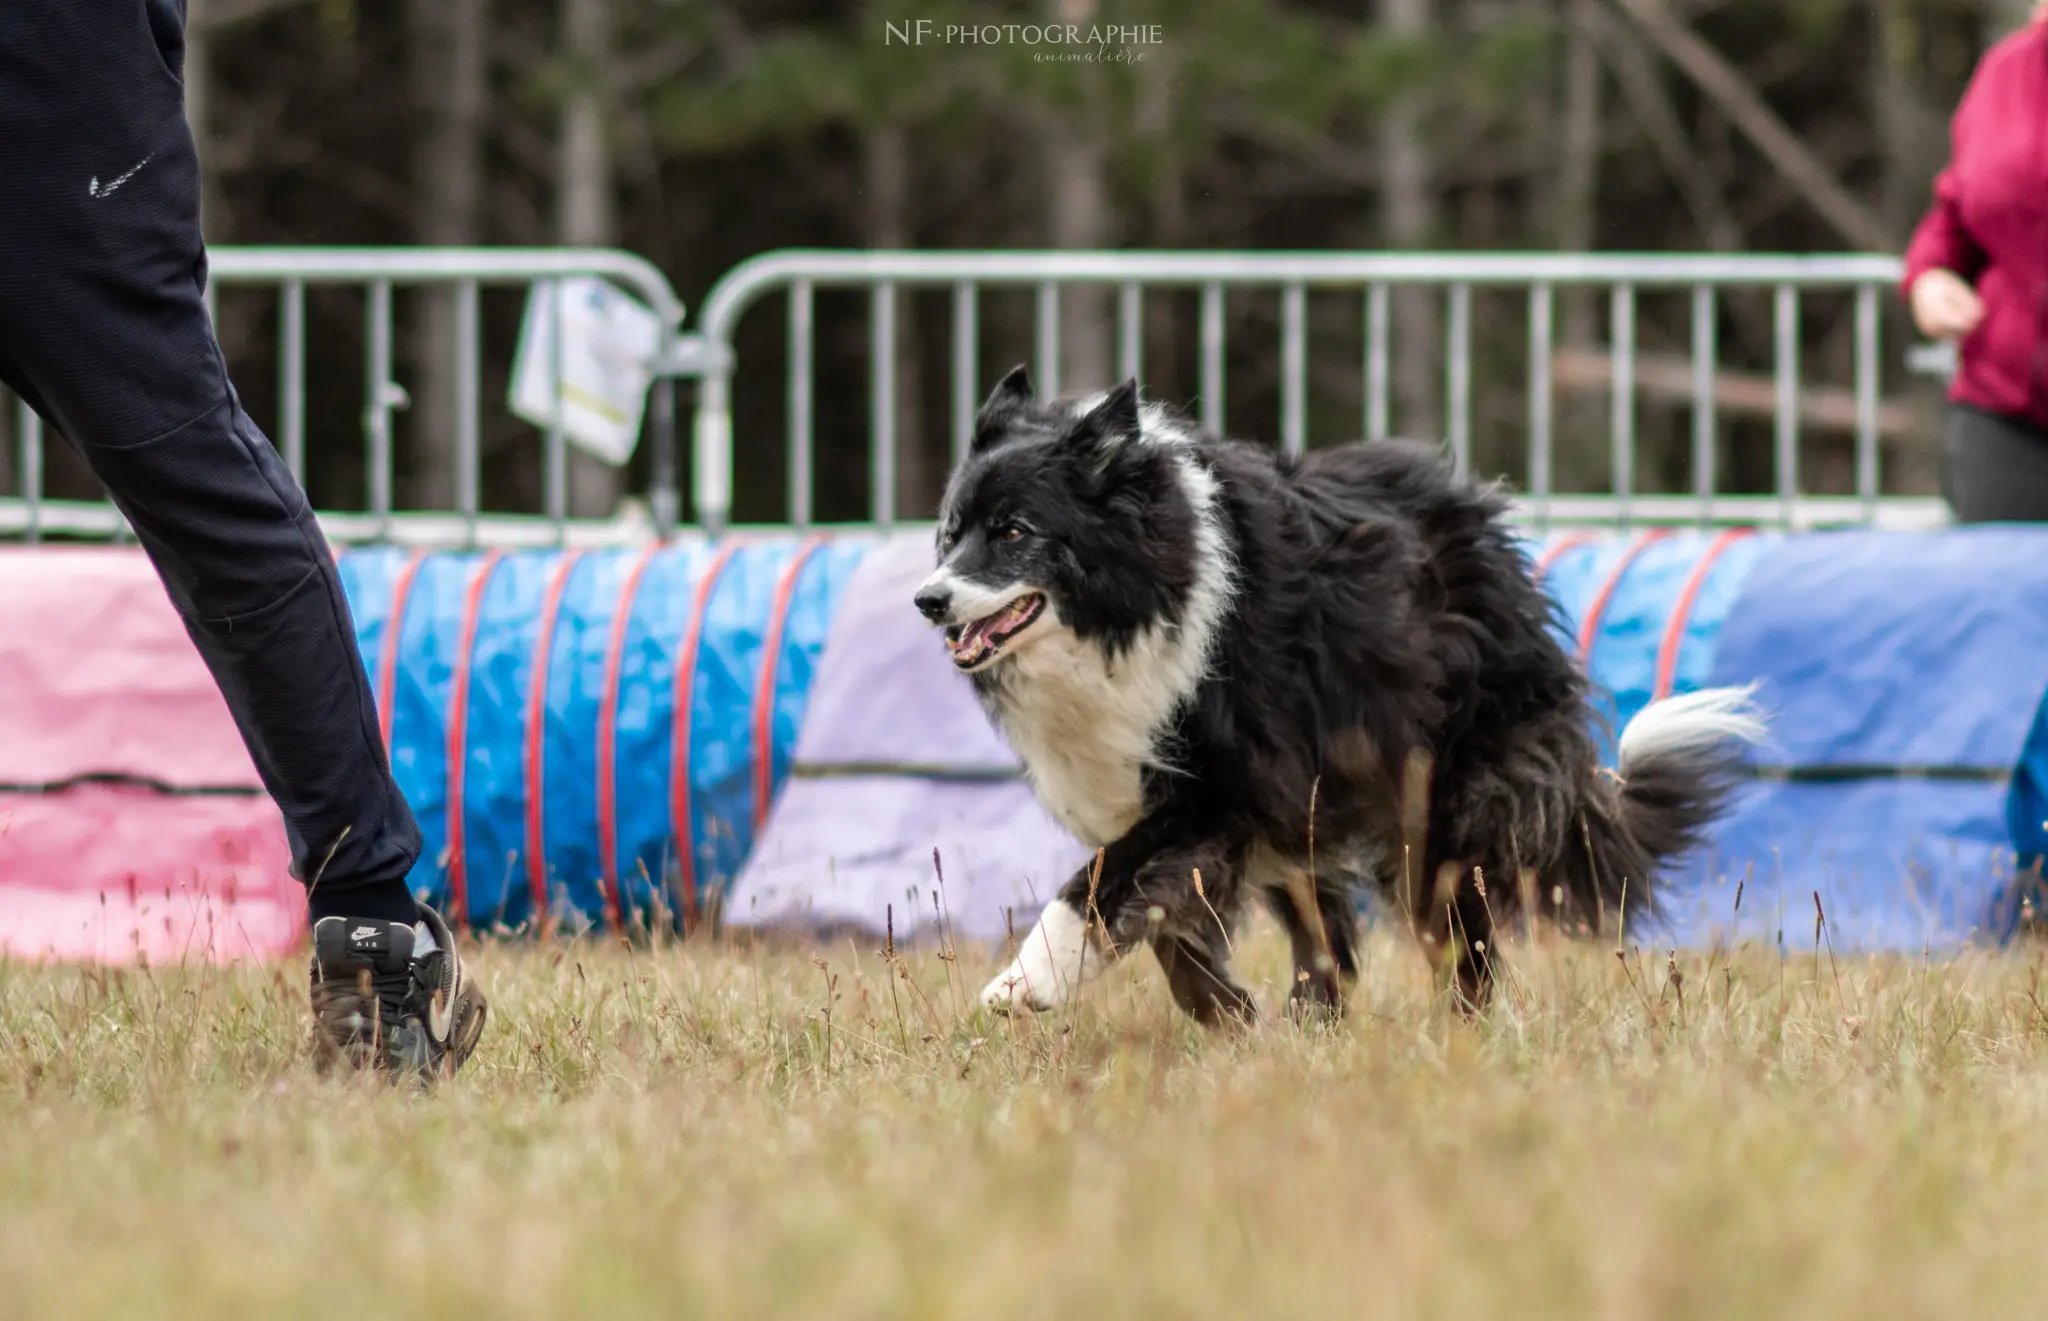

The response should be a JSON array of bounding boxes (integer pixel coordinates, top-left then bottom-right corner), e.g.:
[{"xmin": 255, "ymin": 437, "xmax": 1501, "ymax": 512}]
[{"xmin": 9, "ymin": 0, "xmax": 2029, "ymax": 522}]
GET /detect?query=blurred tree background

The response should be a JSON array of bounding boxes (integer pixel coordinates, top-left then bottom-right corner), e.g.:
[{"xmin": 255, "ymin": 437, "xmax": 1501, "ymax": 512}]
[{"xmin": 8, "ymin": 0, "xmax": 2034, "ymax": 525}]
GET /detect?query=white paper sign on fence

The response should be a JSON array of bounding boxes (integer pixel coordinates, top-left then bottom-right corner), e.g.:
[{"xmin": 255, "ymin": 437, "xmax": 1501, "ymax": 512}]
[{"xmin": 509, "ymin": 276, "xmax": 666, "ymax": 467}]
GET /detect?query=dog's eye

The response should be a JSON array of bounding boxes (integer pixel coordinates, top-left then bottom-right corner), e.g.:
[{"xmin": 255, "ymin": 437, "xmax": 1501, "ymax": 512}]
[{"xmin": 997, "ymin": 524, "xmax": 1027, "ymax": 543}]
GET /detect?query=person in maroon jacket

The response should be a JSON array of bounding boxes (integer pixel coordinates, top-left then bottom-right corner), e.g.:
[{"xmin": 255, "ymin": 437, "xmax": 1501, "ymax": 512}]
[{"xmin": 1904, "ymin": 4, "xmax": 2048, "ymax": 523}]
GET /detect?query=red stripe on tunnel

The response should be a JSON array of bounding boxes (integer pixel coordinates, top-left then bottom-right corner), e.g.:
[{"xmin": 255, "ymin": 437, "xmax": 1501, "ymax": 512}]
[
  {"xmin": 1652, "ymin": 528, "xmax": 1757, "ymax": 701},
  {"xmin": 443, "ymin": 550, "xmax": 504, "ymax": 931},
  {"xmin": 752, "ymin": 538, "xmax": 828, "ymax": 836},
  {"xmin": 595, "ymin": 544, "xmax": 662, "ymax": 936},
  {"xmin": 1575, "ymin": 528, "xmax": 1674, "ymax": 665},
  {"xmin": 523, "ymin": 549, "xmax": 585, "ymax": 935},
  {"xmin": 669, "ymin": 542, "xmax": 742, "ymax": 932},
  {"xmin": 374, "ymin": 551, "xmax": 429, "ymax": 763}
]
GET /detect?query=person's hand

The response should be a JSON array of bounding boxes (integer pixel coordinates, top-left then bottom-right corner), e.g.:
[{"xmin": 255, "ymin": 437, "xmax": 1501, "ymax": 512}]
[{"xmin": 1910, "ymin": 268, "xmax": 1986, "ymax": 341}]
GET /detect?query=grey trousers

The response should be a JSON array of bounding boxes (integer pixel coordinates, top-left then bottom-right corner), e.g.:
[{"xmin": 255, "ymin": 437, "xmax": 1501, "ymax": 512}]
[{"xmin": 1943, "ymin": 403, "xmax": 2048, "ymax": 525}]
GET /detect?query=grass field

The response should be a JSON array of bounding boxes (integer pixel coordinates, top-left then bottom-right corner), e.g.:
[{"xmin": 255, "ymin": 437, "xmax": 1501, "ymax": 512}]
[{"xmin": 5, "ymin": 914, "xmax": 2048, "ymax": 1320}]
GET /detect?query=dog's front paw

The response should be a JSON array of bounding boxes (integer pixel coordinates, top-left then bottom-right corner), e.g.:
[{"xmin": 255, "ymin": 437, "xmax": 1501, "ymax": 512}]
[
  {"xmin": 981, "ymin": 901, "xmax": 1103, "ymax": 1014},
  {"xmin": 980, "ymin": 961, "xmax": 1054, "ymax": 1014}
]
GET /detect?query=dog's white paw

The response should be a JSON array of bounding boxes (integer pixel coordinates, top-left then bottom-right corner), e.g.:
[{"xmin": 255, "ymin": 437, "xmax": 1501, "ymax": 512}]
[{"xmin": 981, "ymin": 901, "xmax": 1104, "ymax": 1013}]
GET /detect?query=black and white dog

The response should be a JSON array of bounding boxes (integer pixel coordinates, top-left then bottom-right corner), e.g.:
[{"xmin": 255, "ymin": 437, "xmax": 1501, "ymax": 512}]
[{"xmin": 915, "ymin": 367, "xmax": 1764, "ymax": 1025}]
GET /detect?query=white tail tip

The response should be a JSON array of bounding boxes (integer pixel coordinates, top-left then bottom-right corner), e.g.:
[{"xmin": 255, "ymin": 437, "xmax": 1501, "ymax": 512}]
[{"xmin": 1617, "ymin": 683, "xmax": 1769, "ymax": 772}]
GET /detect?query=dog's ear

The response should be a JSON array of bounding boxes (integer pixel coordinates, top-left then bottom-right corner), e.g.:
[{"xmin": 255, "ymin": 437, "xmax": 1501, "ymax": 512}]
[
  {"xmin": 1067, "ymin": 378, "xmax": 1142, "ymax": 455},
  {"xmin": 1064, "ymin": 380, "xmax": 1152, "ymax": 500},
  {"xmin": 970, "ymin": 365, "xmax": 1034, "ymax": 452}
]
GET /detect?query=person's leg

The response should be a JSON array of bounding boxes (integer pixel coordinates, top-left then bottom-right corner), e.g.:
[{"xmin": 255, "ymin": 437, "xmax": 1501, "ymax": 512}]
[
  {"xmin": 0, "ymin": 0, "xmax": 483, "ymax": 1077},
  {"xmin": 1942, "ymin": 403, "xmax": 2048, "ymax": 524}
]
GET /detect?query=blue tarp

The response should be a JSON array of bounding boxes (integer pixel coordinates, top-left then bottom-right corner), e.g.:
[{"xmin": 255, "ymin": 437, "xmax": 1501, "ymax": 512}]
[
  {"xmin": 1664, "ymin": 527, "xmax": 2048, "ymax": 952},
  {"xmin": 1505, "ymin": 527, "xmax": 2048, "ymax": 951},
  {"xmin": 1532, "ymin": 527, "xmax": 2048, "ymax": 951},
  {"xmin": 337, "ymin": 536, "xmax": 872, "ymax": 931}
]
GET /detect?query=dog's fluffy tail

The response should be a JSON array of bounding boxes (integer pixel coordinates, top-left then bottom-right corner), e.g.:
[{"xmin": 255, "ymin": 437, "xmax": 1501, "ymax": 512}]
[
  {"xmin": 1616, "ymin": 684, "xmax": 1767, "ymax": 860},
  {"xmin": 1553, "ymin": 685, "xmax": 1766, "ymax": 933}
]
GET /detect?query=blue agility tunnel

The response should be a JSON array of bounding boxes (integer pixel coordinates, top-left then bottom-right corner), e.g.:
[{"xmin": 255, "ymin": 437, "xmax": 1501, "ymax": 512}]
[
  {"xmin": 1531, "ymin": 526, "xmax": 2048, "ymax": 953},
  {"xmin": 1684, "ymin": 528, "xmax": 2048, "ymax": 952},
  {"xmin": 337, "ymin": 536, "xmax": 872, "ymax": 933},
  {"xmin": 1527, "ymin": 527, "xmax": 1775, "ymax": 767},
  {"xmin": 332, "ymin": 526, "xmax": 2048, "ymax": 953}
]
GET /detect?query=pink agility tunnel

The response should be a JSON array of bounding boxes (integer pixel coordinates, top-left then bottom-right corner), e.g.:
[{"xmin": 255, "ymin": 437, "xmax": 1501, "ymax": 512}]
[
  {"xmin": 0, "ymin": 536, "xmax": 868, "ymax": 965},
  {"xmin": 0, "ymin": 548, "xmax": 301, "ymax": 965}
]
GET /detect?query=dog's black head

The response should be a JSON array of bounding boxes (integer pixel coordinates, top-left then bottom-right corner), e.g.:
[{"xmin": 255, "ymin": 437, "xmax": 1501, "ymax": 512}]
[{"xmin": 914, "ymin": 365, "xmax": 1204, "ymax": 672}]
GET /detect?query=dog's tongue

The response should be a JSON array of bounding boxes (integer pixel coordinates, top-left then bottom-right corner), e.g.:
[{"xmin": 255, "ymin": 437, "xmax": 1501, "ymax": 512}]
[
  {"xmin": 947, "ymin": 597, "xmax": 1036, "ymax": 664},
  {"xmin": 986, "ymin": 598, "xmax": 1028, "ymax": 634}
]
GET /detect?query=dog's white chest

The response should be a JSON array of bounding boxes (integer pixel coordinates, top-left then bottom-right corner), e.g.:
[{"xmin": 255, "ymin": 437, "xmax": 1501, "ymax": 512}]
[
  {"xmin": 993, "ymin": 632, "xmax": 1183, "ymax": 849},
  {"xmin": 961, "ymin": 435, "xmax": 1235, "ymax": 852},
  {"xmin": 1005, "ymin": 710, "xmax": 1147, "ymax": 849}
]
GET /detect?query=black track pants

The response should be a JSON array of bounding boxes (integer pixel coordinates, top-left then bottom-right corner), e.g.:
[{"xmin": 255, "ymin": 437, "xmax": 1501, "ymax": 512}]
[
  {"xmin": 1943, "ymin": 402, "xmax": 2048, "ymax": 525},
  {"xmin": 0, "ymin": 0, "xmax": 420, "ymax": 921}
]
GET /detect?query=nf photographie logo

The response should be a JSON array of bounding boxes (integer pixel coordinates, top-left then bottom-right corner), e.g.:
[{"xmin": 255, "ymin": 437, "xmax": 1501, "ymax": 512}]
[{"xmin": 883, "ymin": 19, "xmax": 1163, "ymax": 62}]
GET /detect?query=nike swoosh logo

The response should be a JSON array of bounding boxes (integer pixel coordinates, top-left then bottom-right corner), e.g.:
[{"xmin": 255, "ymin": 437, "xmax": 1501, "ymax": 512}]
[
  {"xmin": 88, "ymin": 154, "xmax": 153, "ymax": 199},
  {"xmin": 427, "ymin": 988, "xmax": 454, "ymax": 1043}
]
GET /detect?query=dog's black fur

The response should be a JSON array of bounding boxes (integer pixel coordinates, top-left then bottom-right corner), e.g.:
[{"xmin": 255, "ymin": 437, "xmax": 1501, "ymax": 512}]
[{"xmin": 922, "ymin": 367, "xmax": 1758, "ymax": 1024}]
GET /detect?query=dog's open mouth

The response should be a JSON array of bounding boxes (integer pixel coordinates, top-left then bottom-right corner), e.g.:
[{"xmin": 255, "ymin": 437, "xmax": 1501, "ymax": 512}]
[{"xmin": 944, "ymin": 592, "xmax": 1046, "ymax": 670}]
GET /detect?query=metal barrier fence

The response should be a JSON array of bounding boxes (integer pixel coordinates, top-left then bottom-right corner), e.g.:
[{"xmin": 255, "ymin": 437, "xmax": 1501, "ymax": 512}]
[
  {"xmin": 0, "ymin": 246, "xmax": 1956, "ymax": 545},
  {"xmin": 691, "ymin": 249, "xmax": 1948, "ymax": 535},
  {"xmin": 0, "ymin": 247, "xmax": 697, "ymax": 547}
]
